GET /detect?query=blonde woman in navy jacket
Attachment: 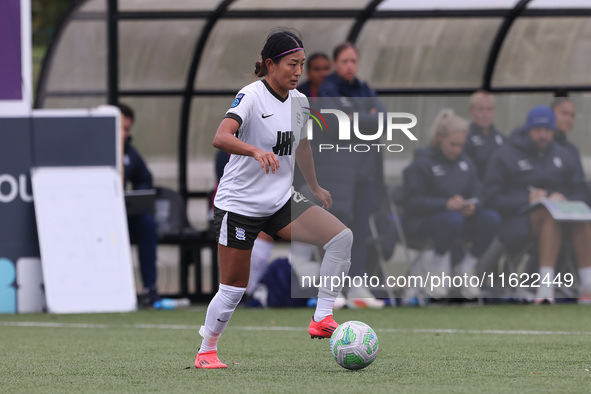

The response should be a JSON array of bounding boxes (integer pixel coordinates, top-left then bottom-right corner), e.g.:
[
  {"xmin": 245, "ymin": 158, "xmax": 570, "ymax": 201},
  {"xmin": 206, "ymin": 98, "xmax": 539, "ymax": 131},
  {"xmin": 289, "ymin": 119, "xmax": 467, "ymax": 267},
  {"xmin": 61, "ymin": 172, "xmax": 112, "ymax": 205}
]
[{"xmin": 403, "ymin": 109, "xmax": 501, "ymax": 298}]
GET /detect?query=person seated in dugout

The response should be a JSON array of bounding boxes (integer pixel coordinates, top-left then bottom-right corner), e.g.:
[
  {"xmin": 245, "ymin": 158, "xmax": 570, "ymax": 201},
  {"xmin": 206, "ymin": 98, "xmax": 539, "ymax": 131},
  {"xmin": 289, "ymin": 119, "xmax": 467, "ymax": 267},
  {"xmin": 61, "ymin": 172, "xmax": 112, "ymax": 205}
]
[
  {"xmin": 296, "ymin": 52, "xmax": 331, "ymax": 99},
  {"xmin": 402, "ymin": 109, "xmax": 501, "ymax": 299},
  {"xmin": 464, "ymin": 90, "xmax": 505, "ymax": 180},
  {"xmin": 551, "ymin": 96, "xmax": 590, "ymax": 205},
  {"xmin": 483, "ymin": 105, "xmax": 591, "ymax": 304}
]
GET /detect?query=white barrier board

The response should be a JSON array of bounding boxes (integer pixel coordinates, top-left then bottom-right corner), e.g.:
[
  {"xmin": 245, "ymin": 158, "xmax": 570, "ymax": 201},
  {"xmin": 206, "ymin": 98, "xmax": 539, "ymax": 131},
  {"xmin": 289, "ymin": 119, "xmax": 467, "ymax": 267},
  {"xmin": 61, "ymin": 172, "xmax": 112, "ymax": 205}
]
[{"xmin": 32, "ymin": 167, "xmax": 136, "ymax": 313}]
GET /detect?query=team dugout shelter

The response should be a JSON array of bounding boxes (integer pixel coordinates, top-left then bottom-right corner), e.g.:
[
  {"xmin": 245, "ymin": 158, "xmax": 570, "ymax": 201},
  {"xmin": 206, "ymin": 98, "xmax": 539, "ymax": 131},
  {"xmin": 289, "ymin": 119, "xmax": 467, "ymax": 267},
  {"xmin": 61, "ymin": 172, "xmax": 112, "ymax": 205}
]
[{"xmin": 36, "ymin": 0, "xmax": 591, "ymax": 213}]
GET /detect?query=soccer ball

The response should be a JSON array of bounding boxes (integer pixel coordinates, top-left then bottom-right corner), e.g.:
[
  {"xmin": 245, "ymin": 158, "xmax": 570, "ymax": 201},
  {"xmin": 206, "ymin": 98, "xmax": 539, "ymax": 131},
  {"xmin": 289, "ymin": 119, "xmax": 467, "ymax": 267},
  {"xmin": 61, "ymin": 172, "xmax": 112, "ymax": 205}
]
[{"xmin": 330, "ymin": 320, "xmax": 379, "ymax": 370}]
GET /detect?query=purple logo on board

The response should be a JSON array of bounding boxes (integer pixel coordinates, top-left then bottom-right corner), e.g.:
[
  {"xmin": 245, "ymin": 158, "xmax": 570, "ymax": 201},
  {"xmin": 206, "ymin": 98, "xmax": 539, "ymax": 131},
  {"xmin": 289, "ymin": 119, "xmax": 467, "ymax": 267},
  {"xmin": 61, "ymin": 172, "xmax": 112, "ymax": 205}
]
[{"xmin": 0, "ymin": 0, "xmax": 23, "ymax": 100}]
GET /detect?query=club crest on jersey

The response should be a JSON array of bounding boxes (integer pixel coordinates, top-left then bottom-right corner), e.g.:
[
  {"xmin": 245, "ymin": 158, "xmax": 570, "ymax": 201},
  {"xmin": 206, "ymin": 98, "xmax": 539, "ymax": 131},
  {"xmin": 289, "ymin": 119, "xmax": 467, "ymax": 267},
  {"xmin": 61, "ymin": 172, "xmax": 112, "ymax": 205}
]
[
  {"xmin": 431, "ymin": 165, "xmax": 445, "ymax": 176},
  {"xmin": 470, "ymin": 135, "xmax": 483, "ymax": 146},
  {"xmin": 235, "ymin": 227, "xmax": 246, "ymax": 241},
  {"xmin": 518, "ymin": 159, "xmax": 533, "ymax": 171},
  {"xmin": 230, "ymin": 93, "xmax": 245, "ymax": 108}
]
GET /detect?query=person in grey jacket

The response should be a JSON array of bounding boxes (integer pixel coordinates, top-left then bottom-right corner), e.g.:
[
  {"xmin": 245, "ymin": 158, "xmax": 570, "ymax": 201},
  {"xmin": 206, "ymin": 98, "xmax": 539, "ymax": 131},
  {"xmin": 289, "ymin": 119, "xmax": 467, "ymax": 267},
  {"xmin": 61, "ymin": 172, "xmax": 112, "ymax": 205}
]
[{"xmin": 483, "ymin": 105, "xmax": 591, "ymax": 304}]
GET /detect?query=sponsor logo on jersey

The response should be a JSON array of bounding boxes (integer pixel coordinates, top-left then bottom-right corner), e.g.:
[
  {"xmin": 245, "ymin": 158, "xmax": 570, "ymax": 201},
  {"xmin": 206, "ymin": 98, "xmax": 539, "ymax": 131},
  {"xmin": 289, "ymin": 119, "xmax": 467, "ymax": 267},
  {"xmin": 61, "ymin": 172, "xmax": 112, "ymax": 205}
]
[
  {"xmin": 272, "ymin": 131, "xmax": 293, "ymax": 156},
  {"xmin": 262, "ymin": 113, "xmax": 274, "ymax": 118},
  {"xmin": 230, "ymin": 93, "xmax": 245, "ymax": 108},
  {"xmin": 235, "ymin": 227, "xmax": 246, "ymax": 241}
]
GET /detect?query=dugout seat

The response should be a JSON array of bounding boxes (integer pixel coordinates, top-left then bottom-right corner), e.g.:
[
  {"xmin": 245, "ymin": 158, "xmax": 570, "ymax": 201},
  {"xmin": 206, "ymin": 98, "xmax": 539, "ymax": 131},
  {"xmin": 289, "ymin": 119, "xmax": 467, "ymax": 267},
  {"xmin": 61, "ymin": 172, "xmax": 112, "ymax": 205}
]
[
  {"xmin": 386, "ymin": 183, "xmax": 497, "ymax": 302},
  {"xmin": 154, "ymin": 186, "xmax": 218, "ymax": 302},
  {"xmin": 367, "ymin": 184, "xmax": 399, "ymax": 306},
  {"xmin": 371, "ymin": 183, "xmax": 432, "ymax": 303},
  {"xmin": 385, "ymin": 183, "xmax": 431, "ymax": 271}
]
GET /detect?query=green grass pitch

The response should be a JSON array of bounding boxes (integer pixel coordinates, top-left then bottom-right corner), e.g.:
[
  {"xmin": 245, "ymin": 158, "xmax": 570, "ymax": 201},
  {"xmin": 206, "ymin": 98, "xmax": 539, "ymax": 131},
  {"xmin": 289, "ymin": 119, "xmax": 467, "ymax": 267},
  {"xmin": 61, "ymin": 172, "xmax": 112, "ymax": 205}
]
[{"xmin": 1, "ymin": 304, "xmax": 591, "ymax": 393}]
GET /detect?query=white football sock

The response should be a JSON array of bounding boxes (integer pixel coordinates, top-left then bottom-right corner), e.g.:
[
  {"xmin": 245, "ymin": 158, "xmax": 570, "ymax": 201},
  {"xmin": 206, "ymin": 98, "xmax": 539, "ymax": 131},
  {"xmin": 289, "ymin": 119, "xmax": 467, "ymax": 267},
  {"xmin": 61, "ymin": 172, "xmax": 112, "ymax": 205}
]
[
  {"xmin": 540, "ymin": 266, "xmax": 555, "ymax": 286},
  {"xmin": 246, "ymin": 237, "xmax": 274, "ymax": 295},
  {"xmin": 198, "ymin": 284, "xmax": 246, "ymax": 353},
  {"xmin": 455, "ymin": 252, "xmax": 478, "ymax": 275},
  {"xmin": 578, "ymin": 266, "xmax": 591, "ymax": 288},
  {"xmin": 314, "ymin": 229, "xmax": 353, "ymax": 322}
]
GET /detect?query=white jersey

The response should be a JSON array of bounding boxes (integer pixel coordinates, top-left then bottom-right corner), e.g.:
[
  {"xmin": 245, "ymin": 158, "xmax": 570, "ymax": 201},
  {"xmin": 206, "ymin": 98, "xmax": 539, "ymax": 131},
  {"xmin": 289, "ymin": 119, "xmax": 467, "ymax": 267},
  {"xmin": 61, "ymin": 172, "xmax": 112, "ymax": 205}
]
[{"xmin": 214, "ymin": 80, "xmax": 309, "ymax": 217}]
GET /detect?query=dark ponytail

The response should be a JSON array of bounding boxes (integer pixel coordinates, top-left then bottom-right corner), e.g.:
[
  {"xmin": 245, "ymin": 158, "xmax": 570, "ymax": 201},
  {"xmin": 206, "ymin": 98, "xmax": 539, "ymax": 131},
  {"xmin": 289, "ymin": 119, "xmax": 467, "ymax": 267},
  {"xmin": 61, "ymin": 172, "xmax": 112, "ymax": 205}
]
[{"xmin": 254, "ymin": 28, "xmax": 304, "ymax": 77}]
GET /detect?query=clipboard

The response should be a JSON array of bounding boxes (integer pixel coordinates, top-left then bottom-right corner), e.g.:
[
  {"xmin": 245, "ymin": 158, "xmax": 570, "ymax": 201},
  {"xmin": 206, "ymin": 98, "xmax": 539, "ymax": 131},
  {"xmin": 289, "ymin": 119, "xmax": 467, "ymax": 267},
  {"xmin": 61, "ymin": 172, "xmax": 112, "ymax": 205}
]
[{"xmin": 521, "ymin": 199, "xmax": 591, "ymax": 221}]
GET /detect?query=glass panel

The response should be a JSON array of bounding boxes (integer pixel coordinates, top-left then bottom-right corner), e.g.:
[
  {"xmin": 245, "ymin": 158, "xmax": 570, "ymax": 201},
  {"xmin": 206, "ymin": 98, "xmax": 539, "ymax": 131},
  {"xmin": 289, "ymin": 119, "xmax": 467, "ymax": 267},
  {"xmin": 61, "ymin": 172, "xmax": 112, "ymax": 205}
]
[
  {"xmin": 356, "ymin": 18, "xmax": 501, "ymax": 88},
  {"xmin": 230, "ymin": 0, "xmax": 363, "ymax": 10},
  {"xmin": 187, "ymin": 96, "xmax": 230, "ymax": 188},
  {"xmin": 79, "ymin": 0, "xmax": 106, "ymax": 12},
  {"xmin": 493, "ymin": 17, "xmax": 591, "ymax": 87},
  {"xmin": 377, "ymin": 0, "xmax": 517, "ymax": 10},
  {"xmin": 119, "ymin": 21, "xmax": 205, "ymax": 90},
  {"xmin": 187, "ymin": 96, "xmax": 230, "ymax": 228},
  {"xmin": 117, "ymin": 97, "xmax": 183, "ymax": 190},
  {"xmin": 377, "ymin": 93, "xmax": 554, "ymax": 181},
  {"xmin": 43, "ymin": 96, "xmax": 107, "ymax": 109},
  {"xmin": 528, "ymin": 0, "xmax": 591, "ymax": 8},
  {"xmin": 119, "ymin": 0, "xmax": 219, "ymax": 11},
  {"xmin": 45, "ymin": 21, "xmax": 106, "ymax": 92},
  {"xmin": 196, "ymin": 19, "xmax": 354, "ymax": 90}
]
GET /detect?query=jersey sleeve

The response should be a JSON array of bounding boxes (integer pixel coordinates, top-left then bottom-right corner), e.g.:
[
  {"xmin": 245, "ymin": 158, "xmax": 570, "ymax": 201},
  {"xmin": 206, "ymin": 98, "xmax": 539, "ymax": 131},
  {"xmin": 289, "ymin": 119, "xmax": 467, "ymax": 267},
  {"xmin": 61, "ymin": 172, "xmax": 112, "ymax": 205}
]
[{"xmin": 225, "ymin": 89, "xmax": 255, "ymax": 127}]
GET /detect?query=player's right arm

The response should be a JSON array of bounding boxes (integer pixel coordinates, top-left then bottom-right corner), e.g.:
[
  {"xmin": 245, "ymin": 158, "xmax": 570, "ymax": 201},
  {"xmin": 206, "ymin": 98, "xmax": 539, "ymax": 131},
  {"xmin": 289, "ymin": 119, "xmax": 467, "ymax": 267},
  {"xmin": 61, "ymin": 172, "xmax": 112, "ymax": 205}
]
[{"xmin": 212, "ymin": 117, "xmax": 279, "ymax": 174}]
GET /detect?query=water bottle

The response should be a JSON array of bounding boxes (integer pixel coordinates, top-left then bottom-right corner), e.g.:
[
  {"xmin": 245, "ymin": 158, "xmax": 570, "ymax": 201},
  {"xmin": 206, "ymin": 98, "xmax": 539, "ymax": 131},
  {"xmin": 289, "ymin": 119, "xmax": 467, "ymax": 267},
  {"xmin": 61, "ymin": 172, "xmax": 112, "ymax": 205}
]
[
  {"xmin": 153, "ymin": 298, "xmax": 190, "ymax": 310},
  {"xmin": 154, "ymin": 199, "xmax": 171, "ymax": 233}
]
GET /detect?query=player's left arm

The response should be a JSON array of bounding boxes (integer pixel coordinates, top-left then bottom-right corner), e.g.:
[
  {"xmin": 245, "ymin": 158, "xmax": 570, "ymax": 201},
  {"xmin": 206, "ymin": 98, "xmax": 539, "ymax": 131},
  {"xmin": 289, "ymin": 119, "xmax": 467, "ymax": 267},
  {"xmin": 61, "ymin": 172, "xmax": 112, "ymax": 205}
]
[{"xmin": 295, "ymin": 138, "xmax": 332, "ymax": 210}]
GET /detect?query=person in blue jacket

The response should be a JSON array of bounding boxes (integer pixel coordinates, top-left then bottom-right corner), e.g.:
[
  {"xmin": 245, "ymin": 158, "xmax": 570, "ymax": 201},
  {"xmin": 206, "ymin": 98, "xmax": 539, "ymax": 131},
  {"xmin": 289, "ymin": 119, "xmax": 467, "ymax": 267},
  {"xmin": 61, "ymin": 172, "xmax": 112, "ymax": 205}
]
[
  {"xmin": 403, "ymin": 109, "xmax": 501, "ymax": 299},
  {"xmin": 312, "ymin": 42, "xmax": 387, "ymax": 308},
  {"xmin": 483, "ymin": 105, "xmax": 591, "ymax": 304},
  {"xmin": 464, "ymin": 90, "xmax": 505, "ymax": 180},
  {"xmin": 118, "ymin": 103, "xmax": 160, "ymax": 308}
]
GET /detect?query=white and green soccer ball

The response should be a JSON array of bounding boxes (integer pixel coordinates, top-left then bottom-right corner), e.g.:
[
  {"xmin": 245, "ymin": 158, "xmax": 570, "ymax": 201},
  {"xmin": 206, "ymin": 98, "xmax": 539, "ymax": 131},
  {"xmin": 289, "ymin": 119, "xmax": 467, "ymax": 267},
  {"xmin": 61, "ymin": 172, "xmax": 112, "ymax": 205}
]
[{"xmin": 330, "ymin": 320, "xmax": 379, "ymax": 370}]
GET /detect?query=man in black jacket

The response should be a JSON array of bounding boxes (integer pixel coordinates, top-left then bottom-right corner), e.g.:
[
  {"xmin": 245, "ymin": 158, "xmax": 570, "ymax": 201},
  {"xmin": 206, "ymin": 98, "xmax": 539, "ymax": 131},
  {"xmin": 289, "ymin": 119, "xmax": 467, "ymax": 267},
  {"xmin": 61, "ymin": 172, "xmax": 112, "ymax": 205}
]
[
  {"xmin": 118, "ymin": 103, "xmax": 160, "ymax": 308},
  {"xmin": 483, "ymin": 105, "xmax": 591, "ymax": 304}
]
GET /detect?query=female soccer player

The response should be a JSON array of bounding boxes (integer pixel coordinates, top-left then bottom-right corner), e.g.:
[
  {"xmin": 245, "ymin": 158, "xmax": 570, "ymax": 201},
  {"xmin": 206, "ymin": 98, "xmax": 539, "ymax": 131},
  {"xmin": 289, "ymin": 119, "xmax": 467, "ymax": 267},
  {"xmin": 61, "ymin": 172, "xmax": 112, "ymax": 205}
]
[{"xmin": 195, "ymin": 29, "xmax": 353, "ymax": 369}]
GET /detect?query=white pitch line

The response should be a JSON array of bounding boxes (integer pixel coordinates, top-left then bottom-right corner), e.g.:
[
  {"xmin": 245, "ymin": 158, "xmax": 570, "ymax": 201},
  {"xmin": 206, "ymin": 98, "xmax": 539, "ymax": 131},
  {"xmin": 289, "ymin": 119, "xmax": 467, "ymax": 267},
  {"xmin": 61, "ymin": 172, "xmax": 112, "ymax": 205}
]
[
  {"xmin": 0, "ymin": 322, "xmax": 109, "ymax": 328},
  {"xmin": 133, "ymin": 324, "xmax": 202, "ymax": 330},
  {"xmin": 378, "ymin": 328, "xmax": 591, "ymax": 336},
  {"xmin": 1, "ymin": 322, "xmax": 591, "ymax": 336}
]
